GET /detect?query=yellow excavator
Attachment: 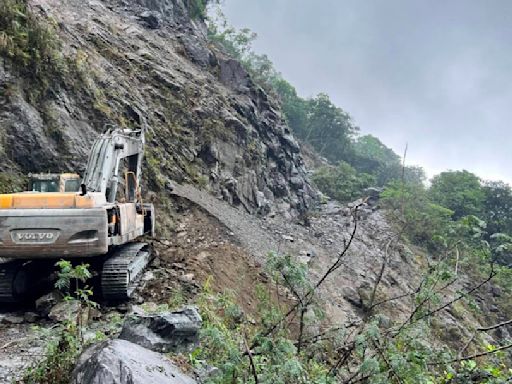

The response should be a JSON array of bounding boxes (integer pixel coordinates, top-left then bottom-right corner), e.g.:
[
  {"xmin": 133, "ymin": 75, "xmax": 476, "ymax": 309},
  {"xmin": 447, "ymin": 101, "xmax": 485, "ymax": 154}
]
[{"xmin": 0, "ymin": 127, "xmax": 155, "ymax": 302}]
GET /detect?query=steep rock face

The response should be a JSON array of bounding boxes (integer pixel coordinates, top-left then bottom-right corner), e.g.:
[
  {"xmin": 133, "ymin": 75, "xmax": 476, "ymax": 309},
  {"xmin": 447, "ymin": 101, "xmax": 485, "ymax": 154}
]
[{"xmin": 0, "ymin": 0, "xmax": 316, "ymax": 219}]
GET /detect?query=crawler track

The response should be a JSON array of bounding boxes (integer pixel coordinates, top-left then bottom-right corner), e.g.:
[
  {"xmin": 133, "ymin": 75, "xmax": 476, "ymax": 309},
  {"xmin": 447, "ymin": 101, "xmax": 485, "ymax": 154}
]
[
  {"xmin": 101, "ymin": 243, "xmax": 151, "ymax": 301},
  {"xmin": 0, "ymin": 261, "xmax": 27, "ymax": 303}
]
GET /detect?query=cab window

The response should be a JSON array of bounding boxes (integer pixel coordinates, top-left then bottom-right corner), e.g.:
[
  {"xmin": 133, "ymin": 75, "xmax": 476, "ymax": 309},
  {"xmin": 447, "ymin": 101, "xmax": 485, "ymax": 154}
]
[
  {"xmin": 31, "ymin": 180, "xmax": 59, "ymax": 192},
  {"xmin": 64, "ymin": 179, "xmax": 80, "ymax": 192}
]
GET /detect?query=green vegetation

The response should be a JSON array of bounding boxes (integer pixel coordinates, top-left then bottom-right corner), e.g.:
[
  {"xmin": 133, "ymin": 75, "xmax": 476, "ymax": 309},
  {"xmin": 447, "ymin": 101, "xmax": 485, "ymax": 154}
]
[
  {"xmin": 189, "ymin": 0, "xmax": 208, "ymax": 19},
  {"xmin": 206, "ymin": 11, "xmax": 512, "ymax": 381},
  {"xmin": 22, "ymin": 321, "xmax": 82, "ymax": 384},
  {"xmin": 312, "ymin": 162, "xmax": 374, "ymax": 202},
  {"xmin": 189, "ymin": 0, "xmax": 219, "ymax": 20},
  {"xmin": 22, "ymin": 262, "xmax": 97, "ymax": 384},
  {"xmin": 381, "ymin": 170, "xmax": 512, "ymax": 263},
  {"xmin": 429, "ymin": 170, "xmax": 485, "ymax": 219},
  {"xmin": 192, "ymin": 248, "xmax": 512, "ymax": 384},
  {"xmin": 0, "ymin": 0, "xmax": 63, "ymax": 99},
  {"xmin": 0, "ymin": 172, "xmax": 25, "ymax": 193}
]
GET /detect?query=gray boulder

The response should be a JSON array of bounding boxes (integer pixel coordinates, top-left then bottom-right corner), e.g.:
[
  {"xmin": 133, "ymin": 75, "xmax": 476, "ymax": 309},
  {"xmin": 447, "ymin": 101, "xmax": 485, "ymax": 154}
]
[
  {"xmin": 48, "ymin": 300, "xmax": 81, "ymax": 322},
  {"xmin": 139, "ymin": 10, "xmax": 162, "ymax": 29},
  {"xmin": 363, "ymin": 187, "xmax": 383, "ymax": 207},
  {"xmin": 35, "ymin": 291, "xmax": 64, "ymax": 316},
  {"xmin": 119, "ymin": 307, "xmax": 202, "ymax": 353},
  {"xmin": 72, "ymin": 339, "xmax": 196, "ymax": 384}
]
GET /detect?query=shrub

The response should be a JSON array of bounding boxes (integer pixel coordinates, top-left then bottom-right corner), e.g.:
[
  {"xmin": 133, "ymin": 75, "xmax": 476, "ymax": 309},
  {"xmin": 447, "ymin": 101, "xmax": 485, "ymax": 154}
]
[
  {"xmin": 381, "ymin": 180, "xmax": 454, "ymax": 250},
  {"xmin": 22, "ymin": 262, "xmax": 97, "ymax": 384},
  {"xmin": 312, "ymin": 161, "xmax": 375, "ymax": 203}
]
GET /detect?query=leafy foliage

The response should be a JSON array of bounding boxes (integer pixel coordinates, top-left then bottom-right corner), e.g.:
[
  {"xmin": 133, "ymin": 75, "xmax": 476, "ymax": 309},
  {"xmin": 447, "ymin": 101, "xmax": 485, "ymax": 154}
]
[
  {"xmin": 481, "ymin": 181, "xmax": 512, "ymax": 243},
  {"xmin": 22, "ymin": 321, "xmax": 82, "ymax": 384},
  {"xmin": 0, "ymin": 0, "xmax": 63, "ymax": 97},
  {"xmin": 193, "ymin": 247, "xmax": 512, "ymax": 384},
  {"xmin": 312, "ymin": 162, "xmax": 375, "ymax": 202},
  {"xmin": 382, "ymin": 180, "xmax": 454, "ymax": 250},
  {"xmin": 0, "ymin": 172, "xmax": 25, "ymax": 193},
  {"xmin": 195, "ymin": 277, "xmax": 334, "ymax": 384},
  {"xmin": 22, "ymin": 262, "xmax": 97, "ymax": 384},
  {"xmin": 429, "ymin": 171, "xmax": 485, "ymax": 220},
  {"xmin": 301, "ymin": 94, "xmax": 359, "ymax": 163}
]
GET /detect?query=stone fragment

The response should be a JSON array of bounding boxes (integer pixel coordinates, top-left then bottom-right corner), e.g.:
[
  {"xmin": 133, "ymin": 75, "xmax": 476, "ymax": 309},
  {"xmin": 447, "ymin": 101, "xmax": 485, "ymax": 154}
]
[
  {"xmin": 24, "ymin": 312, "xmax": 40, "ymax": 323},
  {"xmin": 35, "ymin": 291, "xmax": 64, "ymax": 316},
  {"xmin": 119, "ymin": 307, "xmax": 202, "ymax": 353},
  {"xmin": 1, "ymin": 315, "xmax": 24, "ymax": 324},
  {"xmin": 341, "ymin": 286, "xmax": 362, "ymax": 308},
  {"xmin": 49, "ymin": 300, "xmax": 81, "ymax": 322}
]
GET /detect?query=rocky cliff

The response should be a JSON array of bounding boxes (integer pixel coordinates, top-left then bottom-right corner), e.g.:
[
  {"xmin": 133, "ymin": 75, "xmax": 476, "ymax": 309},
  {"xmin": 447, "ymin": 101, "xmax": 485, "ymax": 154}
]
[{"xmin": 0, "ymin": 0, "xmax": 316, "ymax": 221}]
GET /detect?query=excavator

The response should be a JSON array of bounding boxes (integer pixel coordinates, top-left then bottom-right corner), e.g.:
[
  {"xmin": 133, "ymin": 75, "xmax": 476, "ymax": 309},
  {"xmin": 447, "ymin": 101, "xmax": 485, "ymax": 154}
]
[{"xmin": 0, "ymin": 127, "xmax": 155, "ymax": 303}]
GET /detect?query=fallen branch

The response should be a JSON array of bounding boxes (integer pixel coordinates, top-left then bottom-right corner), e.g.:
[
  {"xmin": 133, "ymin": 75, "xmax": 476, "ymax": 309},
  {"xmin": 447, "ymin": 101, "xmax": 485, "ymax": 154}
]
[{"xmin": 366, "ymin": 239, "xmax": 393, "ymax": 315}]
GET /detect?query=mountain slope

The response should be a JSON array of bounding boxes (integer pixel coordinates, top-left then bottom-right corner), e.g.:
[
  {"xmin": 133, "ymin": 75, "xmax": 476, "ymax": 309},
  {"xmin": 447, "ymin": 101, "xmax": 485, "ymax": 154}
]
[{"xmin": 0, "ymin": 0, "xmax": 316, "ymax": 224}]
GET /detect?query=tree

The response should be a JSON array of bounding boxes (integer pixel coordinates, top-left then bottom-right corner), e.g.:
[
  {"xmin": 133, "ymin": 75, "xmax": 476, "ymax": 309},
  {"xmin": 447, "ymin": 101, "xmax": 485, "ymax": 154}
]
[
  {"xmin": 382, "ymin": 180, "xmax": 453, "ymax": 249},
  {"xmin": 302, "ymin": 93, "xmax": 358, "ymax": 163},
  {"xmin": 481, "ymin": 181, "xmax": 512, "ymax": 237},
  {"xmin": 429, "ymin": 170, "xmax": 484, "ymax": 220},
  {"xmin": 312, "ymin": 161, "xmax": 375, "ymax": 202},
  {"xmin": 351, "ymin": 135, "xmax": 401, "ymax": 185},
  {"xmin": 352, "ymin": 135, "xmax": 400, "ymax": 171},
  {"xmin": 403, "ymin": 165, "xmax": 427, "ymax": 186},
  {"xmin": 272, "ymin": 76, "xmax": 308, "ymax": 137}
]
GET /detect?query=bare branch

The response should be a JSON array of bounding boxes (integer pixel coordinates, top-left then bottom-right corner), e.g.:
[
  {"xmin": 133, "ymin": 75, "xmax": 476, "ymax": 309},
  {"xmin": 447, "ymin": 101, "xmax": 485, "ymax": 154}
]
[
  {"xmin": 373, "ymin": 340, "xmax": 405, "ymax": 384},
  {"xmin": 243, "ymin": 332, "xmax": 258, "ymax": 384},
  {"xmin": 477, "ymin": 318, "xmax": 512, "ymax": 332},
  {"xmin": 415, "ymin": 264, "xmax": 495, "ymax": 323},
  {"xmin": 430, "ymin": 342, "xmax": 512, "ymax": 366},
  {"xmin": 392, "ymin": 263, "xmax": 494, "ymax": 339},
  {"xmin": 366, "ymin": 239, "xmax": 393, "ymax": 314},
  {"xmin": 251, "ymin": 207, "xmax": 361, "ymax": 348}
]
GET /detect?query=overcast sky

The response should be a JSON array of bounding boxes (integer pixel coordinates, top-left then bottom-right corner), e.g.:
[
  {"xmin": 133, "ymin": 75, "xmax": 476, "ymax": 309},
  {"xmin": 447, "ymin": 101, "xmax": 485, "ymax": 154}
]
[{"xmin": 222, "ymin": 0, "xmax": 512, "ymax": 183}]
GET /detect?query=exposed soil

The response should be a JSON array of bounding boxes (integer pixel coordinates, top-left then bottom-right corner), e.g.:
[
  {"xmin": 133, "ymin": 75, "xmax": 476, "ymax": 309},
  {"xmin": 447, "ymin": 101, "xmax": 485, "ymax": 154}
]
[{"xmin": 141, "ymin": 197, "xmax": 277, "ymax": 317}]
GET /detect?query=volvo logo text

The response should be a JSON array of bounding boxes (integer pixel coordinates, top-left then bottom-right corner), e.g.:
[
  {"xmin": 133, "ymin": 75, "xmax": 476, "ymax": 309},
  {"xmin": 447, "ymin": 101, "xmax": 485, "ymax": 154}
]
[
  {"xmin": 11, "ymin": 230, "xmax": 59, "ymax": 244},
  {"xmin": 17, "ymin": 232, "xmax": 55, "ymax": 241}
]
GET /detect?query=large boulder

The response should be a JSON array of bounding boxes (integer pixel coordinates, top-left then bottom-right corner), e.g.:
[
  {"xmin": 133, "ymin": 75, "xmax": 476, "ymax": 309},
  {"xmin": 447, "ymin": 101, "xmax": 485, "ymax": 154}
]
[
  {"xmin": 71, "ymin": 339, "xmax": 196, "ymax": 384},
  {"xmin": 119, "ymin": 307, "xmax": 201, "ymax": 353}
]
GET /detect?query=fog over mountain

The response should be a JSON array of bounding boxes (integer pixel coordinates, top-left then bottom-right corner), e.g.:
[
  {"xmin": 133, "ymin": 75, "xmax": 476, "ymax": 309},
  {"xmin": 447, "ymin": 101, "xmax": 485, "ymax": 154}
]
[{"xmin": 223, "ymin": 0, "xmax": 512, "ymax": 183}]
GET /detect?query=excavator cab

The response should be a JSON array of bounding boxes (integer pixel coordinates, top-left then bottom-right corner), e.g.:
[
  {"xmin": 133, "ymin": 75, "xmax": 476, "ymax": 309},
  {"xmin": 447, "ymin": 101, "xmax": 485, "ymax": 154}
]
[{"xmin": 28, "ymin": 173, "xmax": 81, "ymax": 193}]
